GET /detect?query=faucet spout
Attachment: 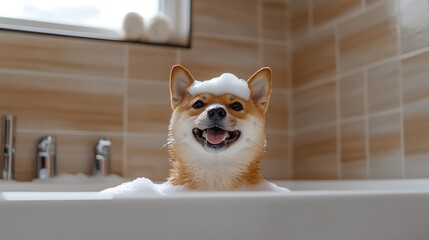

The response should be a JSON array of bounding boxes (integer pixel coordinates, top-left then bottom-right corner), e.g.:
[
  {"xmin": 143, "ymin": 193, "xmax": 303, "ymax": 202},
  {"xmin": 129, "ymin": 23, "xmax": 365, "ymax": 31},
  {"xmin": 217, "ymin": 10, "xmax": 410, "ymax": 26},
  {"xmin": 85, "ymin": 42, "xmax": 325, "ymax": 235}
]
[
  {"xmin": 36, "ymin": 136, "xmax": 56, "ymax": 180},
  {"xmin": 94, "ymin": 138, "xmax": 111, "ymax": 176},
  {"xmin": 1, "ymin": 114, "xmax": 16, "ymax": 180}
]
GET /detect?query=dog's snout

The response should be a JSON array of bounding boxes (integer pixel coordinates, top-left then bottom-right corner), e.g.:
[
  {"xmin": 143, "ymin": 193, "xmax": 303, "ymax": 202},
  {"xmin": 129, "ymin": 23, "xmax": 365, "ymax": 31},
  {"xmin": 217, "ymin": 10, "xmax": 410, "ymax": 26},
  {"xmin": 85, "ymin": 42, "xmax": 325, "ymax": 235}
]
[{"xmin": 207, "ymin": 107, "xmax": 226, "ymax": 120}]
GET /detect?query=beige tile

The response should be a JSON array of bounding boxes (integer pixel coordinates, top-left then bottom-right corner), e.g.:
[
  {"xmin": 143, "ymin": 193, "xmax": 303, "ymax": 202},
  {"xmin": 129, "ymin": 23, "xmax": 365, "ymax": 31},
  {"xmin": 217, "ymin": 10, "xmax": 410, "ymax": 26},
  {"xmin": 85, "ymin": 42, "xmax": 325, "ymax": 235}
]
[
  {"xmin": 193, "ymin": 0, "xmax": 258, "ymax": 38},
  {"xmin": 399, "ymin": 0, "xmax": 429, "ymax": 54},
  {"xmin": 293, "ymin": 81, "xmax": 337, "ymax": 129},
  {"xmin": 338, "ymin": 2, "xmax": 398, "ymax": 71},
  {"xmin": 368, "ymin": 112, "xmax": 402, "ymax": 179},
  {"xmin": 290, "ymin": 0, "xmax": 310, "ymax": 38},
  {"xmin": 126, "ymin": 135, "xmax": 170, "ymax": 181},
  {"xmin": 292, "ymin": 33, "xmax": 336, "ymax": 87},
  {"xmin": 0, "ymin": 32, "xmax": 126, "ymax": 77},
  {"xmin": 341, "ymin": 120, "xmax": 367, "ymax": 179},
  {"xmin": 262, "ymin": 133, "xmax": 290, "ymax": 179},
  {"xmin": 293, "ymin": 126, "xmax": 338, "ymax": 179},
  {"xmin": 128, "ymin": 81, "xmax": 171, "ymax": 134},
  {"xmin": 263, "ymin": 43, "xmax": 289, "ymax": 90},
  {"xmin": 402, "ymin": 51, "xmax": 429, "ymax": 105},
  {"xmin": 339, "ymin": 72, "xmax": 365, "ymax": 119},
  {"xmin": 128, "ymin": 45, "xmax": 177, "ymax": 81},
  {"xmin": 402, "ymin": 51, "xmax": 429, "ymax": 178},
  {"xmin": 15, "ymin": 133, "xmax": 123, "ymax": 181},
  {"xmin": 263, "ymin": 0, "xmax": 288, "ymax": 41},
  {"xmin": 367, "ymin": 61, "xmax": 400, "ymax": 113},
  {"xmin": 365, "ymin": 0, "xmax": 386, "ymax": 6},
  {"xmin": 313, "ymin": 0, "xmax": 362, "ymax": 28},
  {"xmin": 180, "ymin": 36, "xmax": 259, "ymax": 80},
  {"xmin": 0, "ymin": 72, "xmax": 124, "ymax": 131},
  {"xmin": 266, "ymin": 90, "xmax": 288, "ymax": 130}
]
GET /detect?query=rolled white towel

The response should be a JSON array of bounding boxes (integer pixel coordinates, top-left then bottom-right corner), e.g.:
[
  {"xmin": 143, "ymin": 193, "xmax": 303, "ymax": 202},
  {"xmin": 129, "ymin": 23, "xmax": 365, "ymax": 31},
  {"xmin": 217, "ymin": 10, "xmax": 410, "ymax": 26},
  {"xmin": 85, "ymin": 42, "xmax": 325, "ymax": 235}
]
[
  {"xmin": 146, "ymin": 12, "xmax": 172, "ymax": 43},
  {"xmin": 122, "ymin": 12, "xmax": 145, "ymax": 41}
]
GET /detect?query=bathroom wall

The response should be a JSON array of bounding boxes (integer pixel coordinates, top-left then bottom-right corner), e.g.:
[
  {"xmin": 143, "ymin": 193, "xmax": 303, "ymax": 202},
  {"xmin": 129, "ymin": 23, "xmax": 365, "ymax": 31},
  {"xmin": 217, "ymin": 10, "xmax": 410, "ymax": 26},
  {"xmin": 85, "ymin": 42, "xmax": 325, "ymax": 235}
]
[
  {"xmin": 0, "ymin": 0, "xmax": 290, "ymax": 181},
  {"xmin": 289, "ymin": 0, "xmax": 429, "ymax": 179}
]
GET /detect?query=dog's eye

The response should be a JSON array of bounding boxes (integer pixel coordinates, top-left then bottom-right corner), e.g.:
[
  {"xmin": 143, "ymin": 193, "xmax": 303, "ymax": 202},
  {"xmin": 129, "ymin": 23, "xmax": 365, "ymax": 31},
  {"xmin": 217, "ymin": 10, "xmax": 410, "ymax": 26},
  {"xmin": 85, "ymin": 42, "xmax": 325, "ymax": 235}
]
[
  {"xmin": 192, "ymin": 100, "xmax": 205, "ymax": 109},
  {"xmin": 230, "ymin": 102, "xmax": 243, "ymax": 111}
]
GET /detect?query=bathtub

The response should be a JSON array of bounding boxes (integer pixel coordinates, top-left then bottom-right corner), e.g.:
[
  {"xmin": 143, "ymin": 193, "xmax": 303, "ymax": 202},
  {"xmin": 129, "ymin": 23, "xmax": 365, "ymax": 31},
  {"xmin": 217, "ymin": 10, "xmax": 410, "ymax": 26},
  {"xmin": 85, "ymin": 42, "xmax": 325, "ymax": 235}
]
[{"xmin": 1, "ymin": 179, "xmax": 429, "ymax": 240}]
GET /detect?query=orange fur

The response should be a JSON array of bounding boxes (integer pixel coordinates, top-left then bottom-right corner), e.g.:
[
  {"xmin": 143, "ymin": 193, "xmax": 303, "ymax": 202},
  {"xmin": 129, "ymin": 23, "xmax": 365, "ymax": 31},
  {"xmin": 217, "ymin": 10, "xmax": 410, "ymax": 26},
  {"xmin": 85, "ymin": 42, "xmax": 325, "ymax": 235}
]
[{"xmin": 167, "ymin": 65, "xmax": 271, "ymax": 191}]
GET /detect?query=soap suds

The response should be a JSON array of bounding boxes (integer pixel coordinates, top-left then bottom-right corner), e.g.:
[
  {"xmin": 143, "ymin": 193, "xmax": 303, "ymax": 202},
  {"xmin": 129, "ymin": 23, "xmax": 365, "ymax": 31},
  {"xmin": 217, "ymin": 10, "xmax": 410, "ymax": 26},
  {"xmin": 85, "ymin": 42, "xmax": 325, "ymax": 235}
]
[
  {"xmin": 100, "ymin": 177, "xmax": 290, "ymax": 198},
  {"xmin": 188, "ymin": 73, "xmax": 250, "ymax": 100}
]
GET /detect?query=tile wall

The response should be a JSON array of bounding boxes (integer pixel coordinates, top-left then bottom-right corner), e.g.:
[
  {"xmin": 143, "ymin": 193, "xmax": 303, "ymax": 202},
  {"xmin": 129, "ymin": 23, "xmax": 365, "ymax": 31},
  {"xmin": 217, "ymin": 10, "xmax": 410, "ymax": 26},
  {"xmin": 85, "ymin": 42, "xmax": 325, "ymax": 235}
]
[
  {"xmin": 4, "ymin": 0, "xmax": 426, "ymax": 181},
  {"xmin": 0, "ymin": 0, "xmax": 290, "ymax": 181},
  {"xmin": 290, "ymin": 0, "xmax": 429, "ymax": 179}
]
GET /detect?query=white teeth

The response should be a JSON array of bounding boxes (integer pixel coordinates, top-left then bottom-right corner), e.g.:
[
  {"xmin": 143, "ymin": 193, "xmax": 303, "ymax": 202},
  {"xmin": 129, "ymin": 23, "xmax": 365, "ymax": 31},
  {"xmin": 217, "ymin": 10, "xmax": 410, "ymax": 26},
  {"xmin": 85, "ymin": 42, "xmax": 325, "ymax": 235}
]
[
  {"xmin": 225, "ymin": 131, "xmax": 230, "ymax": 139},
  {"xmin": 202, "ymin": 130, "xmax": 207, "ymax": 139}
]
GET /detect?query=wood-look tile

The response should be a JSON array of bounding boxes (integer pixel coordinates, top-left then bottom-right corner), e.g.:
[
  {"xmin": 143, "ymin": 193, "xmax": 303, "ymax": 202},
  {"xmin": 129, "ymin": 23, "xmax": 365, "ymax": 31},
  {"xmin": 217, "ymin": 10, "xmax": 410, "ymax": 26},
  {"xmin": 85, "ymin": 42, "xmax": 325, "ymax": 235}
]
[
  {"xmin": 293, "ymin": 126, "xmax": 338, "ymax": 179},
  {"xmin": 341, "ymin": 120, "xmax": 367, "ymax": 179},
  {"xmin": 15, "ymin": 133, "xmax": 123, "ymax": 181},
  {"xmin": 126, "ymin": 135, "xmax": 170, "ymax": 181},
  {"xmin": 180, "ymin": 36, "xmax": 259, "ymax": 80},
  {"xmin": 289, "ymin": 0, "xmax": 310, "ymax": 38},
  {"xmin": 339, "ymin": 72, "xmax": 365, "ymax": 119},
  {"xmin": 266, "ymin": 90, "xmax": 288, "ymax": 130},
  {"xmin": 338, "ymin": 2, "xmax": 398, "ymax": 71},
  {"xmin": 262, "ymin": 133, "xmax": 290, "ymax": 179},
  {"xmin": 0, "ymin": 32, "xmax": 126, "ymax": 77},
  {"xmin": 402, "ymin": 51, "xmax": 429, "ymax": 178},
  {"xmin": 128, "ymin": 45, "xmax": 177, "ymax": 81},
  {"xmin": 263, "ymin": 0, "xmax": 288, "ymax": 41},
  {"xmin": 368, "ymin": 112, "xmax": 402, "ymax": 179},
  {"xmin": 0, "ymin": 72, "xmax": 124, "ymax": 131},
  {"xmin": 293, "ymin": 81, "xmax": 337, "ymax": 129},
  {"xmin": 313, "ymin": 0, "xmax": 362, "ymax": 28},
  {"xmin": 292, "ymin": 33, "xmax": 336, "ymax": 87},
  {"xmin": 193, "ymin": 0, "xmax": 258, "ymax": 38},
  {"xmin": 399, "ymin": 0, "xmax": 429, "ymax": 54},
  {"xmin": 367, "ymin": 61, "xmax": 400, "ymax": 113},
  {"xmin": 263, "ymin": 43, "xmax": 289, "ymax": 90},
  {"xmin": 128, "ymin": 81, "xmax": 171, "ymax": 134}
]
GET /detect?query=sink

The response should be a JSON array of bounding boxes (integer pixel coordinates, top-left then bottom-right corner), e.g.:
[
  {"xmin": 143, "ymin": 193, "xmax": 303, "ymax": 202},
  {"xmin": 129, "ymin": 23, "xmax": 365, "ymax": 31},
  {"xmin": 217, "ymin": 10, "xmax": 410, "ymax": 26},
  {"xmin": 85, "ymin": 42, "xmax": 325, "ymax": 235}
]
[{"xmin": 0, "ymin": 179, "xmax": 429, "ymax": 240}]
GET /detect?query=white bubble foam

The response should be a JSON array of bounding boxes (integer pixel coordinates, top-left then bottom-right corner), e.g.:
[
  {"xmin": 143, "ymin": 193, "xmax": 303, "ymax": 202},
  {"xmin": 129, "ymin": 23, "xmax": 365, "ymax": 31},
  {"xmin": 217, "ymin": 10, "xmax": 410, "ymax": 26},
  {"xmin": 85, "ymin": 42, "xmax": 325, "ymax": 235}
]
[{"xmin": 187, "ymin": 73, "xmax": 250, "ymax": 100}]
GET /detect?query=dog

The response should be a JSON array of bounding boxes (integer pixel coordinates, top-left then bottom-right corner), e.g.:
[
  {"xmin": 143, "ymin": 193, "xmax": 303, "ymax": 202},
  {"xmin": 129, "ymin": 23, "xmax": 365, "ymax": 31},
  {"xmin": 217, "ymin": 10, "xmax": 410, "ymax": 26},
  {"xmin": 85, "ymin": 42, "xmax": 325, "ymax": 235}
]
[
  {"xmin": 101, "ymin": 65, "xmax": 288, "ymax": 196},
  {"xmin": 166, "ymin": 65, "xmax": 287, "ymax": 191}
]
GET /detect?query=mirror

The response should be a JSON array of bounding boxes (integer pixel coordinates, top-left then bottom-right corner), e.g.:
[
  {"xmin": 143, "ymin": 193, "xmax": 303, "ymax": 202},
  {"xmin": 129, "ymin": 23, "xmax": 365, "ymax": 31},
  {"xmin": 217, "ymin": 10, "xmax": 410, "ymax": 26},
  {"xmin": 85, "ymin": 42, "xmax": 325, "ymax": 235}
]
[{"xmin": 0, "ymin": 0, "xmax": 191, "ymax": 48}]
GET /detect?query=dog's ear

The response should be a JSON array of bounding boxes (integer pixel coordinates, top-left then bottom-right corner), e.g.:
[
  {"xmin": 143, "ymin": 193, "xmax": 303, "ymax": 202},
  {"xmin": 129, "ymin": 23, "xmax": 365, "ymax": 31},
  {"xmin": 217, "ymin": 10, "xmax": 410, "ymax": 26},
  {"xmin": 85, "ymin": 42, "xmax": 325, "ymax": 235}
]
[
  {"xmin": 247, "ymin": 67, "xmax": 272, "ymax": 113},
  {"xmin": 170, "ymin": 65, "xmax": 194, "ymax": 109}
]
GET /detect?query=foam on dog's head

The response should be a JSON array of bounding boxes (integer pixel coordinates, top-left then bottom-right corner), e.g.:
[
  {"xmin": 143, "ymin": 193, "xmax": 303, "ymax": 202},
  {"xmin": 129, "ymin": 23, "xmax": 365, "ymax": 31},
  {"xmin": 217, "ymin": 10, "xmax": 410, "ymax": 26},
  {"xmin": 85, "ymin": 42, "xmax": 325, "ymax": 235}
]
[{"xmin": 187, "ymin": 73, "xmax": 250, "ymax": 100}]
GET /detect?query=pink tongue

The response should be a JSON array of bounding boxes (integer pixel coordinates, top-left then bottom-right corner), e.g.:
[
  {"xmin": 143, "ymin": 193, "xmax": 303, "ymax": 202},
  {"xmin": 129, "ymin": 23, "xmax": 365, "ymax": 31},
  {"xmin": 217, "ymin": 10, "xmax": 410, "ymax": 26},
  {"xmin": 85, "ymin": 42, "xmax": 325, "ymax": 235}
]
[{"xmin": 205, "ymin": 128, "xmax": 227, "ymax": 145}]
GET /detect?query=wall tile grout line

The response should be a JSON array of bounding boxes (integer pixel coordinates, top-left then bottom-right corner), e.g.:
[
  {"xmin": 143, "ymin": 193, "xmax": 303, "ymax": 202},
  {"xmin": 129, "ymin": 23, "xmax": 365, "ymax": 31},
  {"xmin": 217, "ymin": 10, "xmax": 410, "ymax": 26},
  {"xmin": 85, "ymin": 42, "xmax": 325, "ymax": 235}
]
[
  {"xmin": 396, "ymin": 0, "xmax": 406, "ymax": 179},
  {"xmin": 287, "ymin": 46, "xmax": 294, "ymax": 178},
  {"xmin": 363, "ymin": 69, "xmax": 370, "ymax": 179},
  {"xmin": 334, "ymin": 24, "xmax": 342, "ymax": 180},
  {"xmin": 123, "ymin": 44, "xmax": 130, "ymax": 177}
]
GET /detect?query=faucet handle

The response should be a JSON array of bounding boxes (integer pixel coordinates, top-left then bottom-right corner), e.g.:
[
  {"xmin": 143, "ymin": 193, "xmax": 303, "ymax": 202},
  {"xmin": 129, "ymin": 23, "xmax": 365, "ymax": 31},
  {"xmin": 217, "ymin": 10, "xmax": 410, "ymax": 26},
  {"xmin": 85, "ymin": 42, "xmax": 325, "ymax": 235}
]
[
  {"xmin": 36, "ymin": 135, "xmax": 56, "ymax": 180},
  {"xmin": 1, "ymin": 114, "xmax": 16, "ymax": 180},
  {"xmin": 94, "ymin": 138, "xmax": 111, "ymax": 176}
]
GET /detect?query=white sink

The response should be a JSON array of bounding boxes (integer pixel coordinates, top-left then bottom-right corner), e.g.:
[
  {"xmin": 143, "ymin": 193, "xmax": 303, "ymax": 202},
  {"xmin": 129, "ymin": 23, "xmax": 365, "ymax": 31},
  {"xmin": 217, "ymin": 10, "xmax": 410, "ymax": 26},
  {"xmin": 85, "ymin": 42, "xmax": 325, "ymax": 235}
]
[{"xmin": 0, "ymin": 179, "xmax": 429, "ymax": 240}]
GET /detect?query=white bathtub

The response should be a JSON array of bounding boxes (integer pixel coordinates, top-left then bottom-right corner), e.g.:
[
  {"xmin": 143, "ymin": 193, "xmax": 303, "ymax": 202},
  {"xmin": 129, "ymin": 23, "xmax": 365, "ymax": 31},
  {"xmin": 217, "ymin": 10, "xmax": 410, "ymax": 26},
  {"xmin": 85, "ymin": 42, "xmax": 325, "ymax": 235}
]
[{"xmin": 1, "ymin": 179, "xmax": 429, "ymax": 240}]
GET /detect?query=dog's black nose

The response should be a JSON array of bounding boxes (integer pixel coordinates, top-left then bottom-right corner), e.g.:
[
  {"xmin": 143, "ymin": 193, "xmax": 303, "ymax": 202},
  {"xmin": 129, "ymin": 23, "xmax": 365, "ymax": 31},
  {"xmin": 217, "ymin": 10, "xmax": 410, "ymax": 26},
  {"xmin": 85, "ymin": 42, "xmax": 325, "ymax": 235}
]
[{"xmin": 207, "ymin": 107, "xmax": 226, "ymax": 120}]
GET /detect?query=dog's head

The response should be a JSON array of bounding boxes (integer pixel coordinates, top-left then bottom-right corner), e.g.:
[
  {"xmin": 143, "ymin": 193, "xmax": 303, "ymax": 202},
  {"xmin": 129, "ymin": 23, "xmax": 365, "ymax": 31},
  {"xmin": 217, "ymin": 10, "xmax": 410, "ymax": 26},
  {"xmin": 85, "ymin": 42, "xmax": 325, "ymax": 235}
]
[
  {"xmin": 169, "ymin": 65, "xmax": 272, "ymax": 152},
  {"xmin": 167, "ymin": 65, "xmax": 272, "ymax": 189}
]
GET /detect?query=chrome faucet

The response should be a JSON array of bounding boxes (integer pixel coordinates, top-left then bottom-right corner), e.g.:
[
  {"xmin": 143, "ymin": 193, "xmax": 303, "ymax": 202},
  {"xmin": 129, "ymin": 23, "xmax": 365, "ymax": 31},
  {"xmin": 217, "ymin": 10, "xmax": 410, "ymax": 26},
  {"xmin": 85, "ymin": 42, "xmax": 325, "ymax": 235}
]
[
  {"xmin": 94, "ymin": 138, "xmax": 111, "ymax": 176},
  {"xmin": 36, "ymin": 136, "xmax": 56, "ymax": 180},
  {"xmin": 1, "ymin": 114, "xmax": 16, "ymax": 180}
]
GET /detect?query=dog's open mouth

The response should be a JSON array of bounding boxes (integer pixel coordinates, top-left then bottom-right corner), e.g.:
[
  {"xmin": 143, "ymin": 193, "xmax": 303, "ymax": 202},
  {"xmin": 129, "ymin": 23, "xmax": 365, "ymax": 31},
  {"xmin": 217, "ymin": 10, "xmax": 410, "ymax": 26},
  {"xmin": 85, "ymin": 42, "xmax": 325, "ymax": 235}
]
[{"xmin": 192, "ymin": 127, "xmax": 241, "ymax": 151}]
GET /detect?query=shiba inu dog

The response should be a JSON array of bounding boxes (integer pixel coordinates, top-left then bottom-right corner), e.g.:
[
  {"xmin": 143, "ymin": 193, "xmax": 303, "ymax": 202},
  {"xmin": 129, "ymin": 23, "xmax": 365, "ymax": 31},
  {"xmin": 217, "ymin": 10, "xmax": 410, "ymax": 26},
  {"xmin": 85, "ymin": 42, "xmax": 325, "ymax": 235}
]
[{"xmin": 166, "ymin": 65, "xmax": 286, "ymax": 191}]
